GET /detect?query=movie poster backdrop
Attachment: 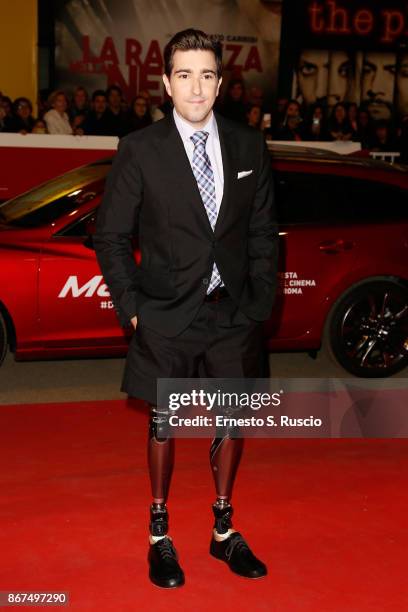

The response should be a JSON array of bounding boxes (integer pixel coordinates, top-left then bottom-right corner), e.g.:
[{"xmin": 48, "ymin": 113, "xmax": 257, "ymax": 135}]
[
  {"xmin": 287, "ymin": 0, "xmax": 408, "ymax": 119},
  {"xmin": 54, "ymin": 0, "xmax": 283, "ymax": 107}
]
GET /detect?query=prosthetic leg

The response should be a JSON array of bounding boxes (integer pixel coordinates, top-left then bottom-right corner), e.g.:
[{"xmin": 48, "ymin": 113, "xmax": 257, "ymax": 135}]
[
  {"xmin": 209, "ymin": 423, "xmax": 267, "ymax": 578},
  {"xmin": 147, "ymin": 404, "xmax": 184, "ymax": 588},
  {"xmin": 209, "ymin": 423, "xmax": 243, "ymax": 540}
]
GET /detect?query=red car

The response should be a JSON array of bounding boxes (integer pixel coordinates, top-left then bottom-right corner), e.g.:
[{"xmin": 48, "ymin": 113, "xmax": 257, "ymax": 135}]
[{"xmin": 0, "ymin": 145, "xmax": 407, "ymax": 377}]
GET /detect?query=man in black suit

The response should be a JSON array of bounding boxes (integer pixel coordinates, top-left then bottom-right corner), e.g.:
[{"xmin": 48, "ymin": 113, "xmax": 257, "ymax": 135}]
[{"xmin": 94, "ymin": 29, "xmax": 278, "ymax": 589}]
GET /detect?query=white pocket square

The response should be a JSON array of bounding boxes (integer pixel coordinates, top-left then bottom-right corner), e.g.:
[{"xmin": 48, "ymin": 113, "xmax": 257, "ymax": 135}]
[{"xmin": 237, "ymin": 170, "xmax": 253, "ymax": 179}]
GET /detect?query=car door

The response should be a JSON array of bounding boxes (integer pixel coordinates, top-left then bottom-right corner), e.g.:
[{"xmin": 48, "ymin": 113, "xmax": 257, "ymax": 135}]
[
  {"xmin": 267, "ymin": 169, "xmax": 358, "ymax": 340},
  {"xmin": 38, "ymin": 208, "xmax": 129, "ymax": 349}
]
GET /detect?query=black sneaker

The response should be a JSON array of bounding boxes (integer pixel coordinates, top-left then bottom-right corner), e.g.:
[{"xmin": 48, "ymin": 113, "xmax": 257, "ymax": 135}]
[
  {"xmin": 148, "ymin": 536, "xmax": 185, "ymax": 588},
  {"xmin": 210, "ymin": 532, "xmax": 267, "ymax": 578}
]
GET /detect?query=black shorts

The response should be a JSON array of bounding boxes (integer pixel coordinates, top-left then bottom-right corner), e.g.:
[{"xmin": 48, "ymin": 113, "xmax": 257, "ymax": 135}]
[{"xmin": 121, "ymin": 296, "xmax": 267, "ymax": 406}]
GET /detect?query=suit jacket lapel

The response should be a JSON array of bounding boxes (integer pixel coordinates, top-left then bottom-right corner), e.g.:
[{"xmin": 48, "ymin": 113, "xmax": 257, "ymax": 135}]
[
  {"xmin": 214, "ymin": 112, "xmax": 238, "ymax": 237},
  {"xmin": 156, "ymin": 111, "xmax": 238, "ymax": 238},
  {"xmin": 158, "ymin": 113, "xmax": 214, "ymax": 236}
]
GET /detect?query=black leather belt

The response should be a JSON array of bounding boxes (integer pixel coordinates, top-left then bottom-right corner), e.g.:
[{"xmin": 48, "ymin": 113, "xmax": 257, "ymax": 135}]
[{"xmin": 204, "ymin": 286, "xmax": 229, "ymax": 303}]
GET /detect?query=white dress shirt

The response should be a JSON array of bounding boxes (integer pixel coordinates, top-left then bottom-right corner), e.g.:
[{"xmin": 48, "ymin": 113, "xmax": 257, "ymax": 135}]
[{"xmin": 172, "ymin": 108, "xmax": 224, "ymax": 214}]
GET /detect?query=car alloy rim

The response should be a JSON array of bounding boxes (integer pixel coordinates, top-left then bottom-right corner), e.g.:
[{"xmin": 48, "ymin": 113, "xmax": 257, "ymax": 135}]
[{"xmin": 340, "ymin": 287, "xmax": 408, "ymax": 371}]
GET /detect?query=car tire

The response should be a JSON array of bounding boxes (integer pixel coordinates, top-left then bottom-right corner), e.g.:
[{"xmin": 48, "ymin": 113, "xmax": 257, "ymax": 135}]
[
  {"xmin": 0, "ymin": 311, "xmax": 8, "ymax": 366},
  {"xmin": 325, "ymin": 278, "xmax": 408, "ymax": 378}
]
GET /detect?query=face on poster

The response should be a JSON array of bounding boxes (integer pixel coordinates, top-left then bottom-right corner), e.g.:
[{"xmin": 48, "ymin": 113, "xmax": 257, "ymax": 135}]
[
  {"xmin": 55, "ymin": 0, "xmax": 283, "ymax": 106},
  {"xmin": 397, "ymin": 53, "xmax": 408, "ymax": 117},
  {"xmin": 293, "ymin": 47, "xmax": 408, "ymax": 121},
  {"xmin": 360, "ymin": 52, "xmax": 397, "ymax": 120},
  {"xmin": 295, "ymin": 49, "xmax": 353, "ymax": 107},
  {"xmin": 290, "ymin": 0, "xmax": 408, "ymax": 120}
]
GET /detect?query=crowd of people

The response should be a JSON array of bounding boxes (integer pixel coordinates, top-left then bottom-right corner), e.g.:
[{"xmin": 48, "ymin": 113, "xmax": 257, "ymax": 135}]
[
  {"xmin": 0, "ymin": 86, "xmax": 157, "ymax": 138},
  {"xmin": 220, "ymin": 79, "xmax": 408, "ymax": 162},
  {"xmin": 1, "ymin": 81, "xmax": 407, "ymax": 162}
]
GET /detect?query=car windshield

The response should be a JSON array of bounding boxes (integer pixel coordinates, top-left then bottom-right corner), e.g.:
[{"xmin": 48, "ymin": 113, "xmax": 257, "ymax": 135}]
[{"xmin": 0, "ymin": 163, "xmax": 110, "ymax": 227}]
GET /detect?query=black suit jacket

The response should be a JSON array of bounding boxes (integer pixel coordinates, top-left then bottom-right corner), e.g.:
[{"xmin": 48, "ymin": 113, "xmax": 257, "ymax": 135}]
[{"xmin": 94, "ymin": 111, "xmax": 279, "ymax": 337}]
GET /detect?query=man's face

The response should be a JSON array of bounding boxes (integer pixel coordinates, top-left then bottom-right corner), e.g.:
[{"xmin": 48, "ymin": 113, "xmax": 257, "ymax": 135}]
[
  {"xmin": 297, "ymin": 50, "xmax": 329, "ymax": 105},
  {"xmin": 328, "ymin": 51, "xmax": 352, "ymax": 106},
  {"xmin": 1, "ymin": 99, "xmax": 11, "ymax": 115},
  {"xmin": 248, "ymin": 86, "xmax": 263, "ymax": 106},
  {"xmin": 108, "ymin": 89, "xmax": 121, "ymax": 109},
  {"xmin": 17, "ymin": 101, "xmax": 31, "ymax": 119},
  {"xmin": 74, "ymin": 90, "xmax": 87, "ymax": 108},
  {"xmin": 230, "ymin": 83, "xmax": 243, "ymax": 101},
  {"xmin": 247, "ymin": 106, "xmax": 261, "ymax": 125},
  {"xmin": 297, "ymin": 49, "xmax": 351, "ymax": 106},
  {"xmin": 334, "ymin": 104, "xmax": 346, "ymax": 121},
  {"xmin": 376, "ymin": 126, "xmax": 387, "ymax": 141},
  {"xmin": 361, "ymin": 52, "xmax": 396, "ymax": 120},
  {"xmin": 94, "ymin": 95, "xmax": 107, "ymax": 114},
  {"xmin": 286, "ymin": 103, "xmax": 299, "ymax": 117},
  {"xmin": 162, "ymin": 49, "xmax": 222, "ymax": 128},
  {"xmin": 396, "ymin": 53, "xmax": 408, "ymax": 117},
  {"xmin": 134, "ymin": 97, "xmax": 147, "ymax": 118}
]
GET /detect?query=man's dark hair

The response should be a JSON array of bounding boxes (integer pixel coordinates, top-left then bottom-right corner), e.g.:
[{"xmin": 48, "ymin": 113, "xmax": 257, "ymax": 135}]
[
  {"xmin": 12, "ymin": 97, "xmax": 33, "ymax": 114},
  {"xmin": 92, "ymin": 89, "xmax": 107, "ymax": 102},
  {"xmin": 163, "ymin": 28, "xmax": 222, "ymax": 78},
  {"xmin": 106, "ymin": 85, "xmax": 122, "ymax": 98}
]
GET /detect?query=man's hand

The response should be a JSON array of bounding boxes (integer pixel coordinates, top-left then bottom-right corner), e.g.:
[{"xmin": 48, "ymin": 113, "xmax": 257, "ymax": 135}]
[{"xmin": 131, "ymin": 315, "xmax": 138, "ymax": 330}]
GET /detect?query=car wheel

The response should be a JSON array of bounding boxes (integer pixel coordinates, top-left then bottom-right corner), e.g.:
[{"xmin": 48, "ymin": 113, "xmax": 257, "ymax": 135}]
[
  {"xmin": 0, "ymin": 311, "xmax": 8, "ymax": 366},
  {"xmin": 326, "ymin": 279, "xmax": 408, "ymax": 377}
]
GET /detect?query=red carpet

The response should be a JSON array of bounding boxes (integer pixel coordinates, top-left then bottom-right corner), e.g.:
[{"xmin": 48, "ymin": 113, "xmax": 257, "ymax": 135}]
[{"xmin": 1, "ymin": 399, "xmax": 407, "ymax": 611}]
